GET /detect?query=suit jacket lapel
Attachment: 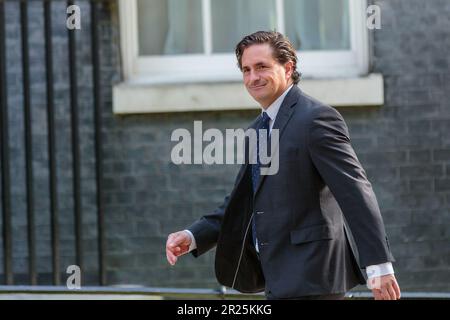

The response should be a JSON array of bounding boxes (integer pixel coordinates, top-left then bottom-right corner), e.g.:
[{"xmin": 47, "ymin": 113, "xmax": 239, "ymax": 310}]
[{"xmin": 233, "ymin": 116, "xmax": 260, "ymax": 191}]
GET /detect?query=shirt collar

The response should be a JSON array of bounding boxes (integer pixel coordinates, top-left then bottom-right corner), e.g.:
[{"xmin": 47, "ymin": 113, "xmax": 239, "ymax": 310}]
[{"xmin": 261, "ymin": 84, "xmax": 294, "ymax": 121}]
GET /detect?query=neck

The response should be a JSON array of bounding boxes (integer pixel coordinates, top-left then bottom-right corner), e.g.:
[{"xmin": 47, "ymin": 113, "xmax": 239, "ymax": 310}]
[{"xmin": 261, "ymin": 82, "xmax": 293, "ymax": 109}]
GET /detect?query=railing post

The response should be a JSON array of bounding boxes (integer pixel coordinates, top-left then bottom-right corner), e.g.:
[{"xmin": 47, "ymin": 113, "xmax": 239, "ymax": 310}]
[
  {"xmin": 67, "ymin": 0, "xmax": 83, "ymax": 278},
  {"xmin": 20, "ymin": 0, "xmax": 37, "ymax": 286},
  {"xmin": 44, "ymin": 0, "xmax": 60, "ymax": 286},
  {"xmin": 0, "ymin": 0, "xmax": 14, "ymax": 286},
  {"xmin": 91, "ymin": 0, "xmax": 107, "ymax": 286}
]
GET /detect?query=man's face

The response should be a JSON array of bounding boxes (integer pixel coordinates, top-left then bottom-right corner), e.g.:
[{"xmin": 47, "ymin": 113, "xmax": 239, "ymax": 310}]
[{"xmin": 241, "ymin": 43, "xmax": 293, "ymax": 108}]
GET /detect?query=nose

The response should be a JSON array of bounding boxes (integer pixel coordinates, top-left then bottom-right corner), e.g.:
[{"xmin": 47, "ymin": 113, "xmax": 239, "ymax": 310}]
[{"xmin": 247, "ymin": 70, "xmax": 260, "ymax": 85}]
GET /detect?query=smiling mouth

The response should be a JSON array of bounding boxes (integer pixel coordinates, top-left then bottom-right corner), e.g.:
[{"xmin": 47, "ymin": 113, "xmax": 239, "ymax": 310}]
[{"xmin": 250, "ymin": 84, "xmax": 266, "ymax": 89}]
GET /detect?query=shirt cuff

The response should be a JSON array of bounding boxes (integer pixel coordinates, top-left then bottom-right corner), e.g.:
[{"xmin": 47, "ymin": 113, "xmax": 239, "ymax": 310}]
[
  {"xmin": 366, "ymin": 262, "xmax": 395, "ymax": 279},
  {"xmin": 183, "ymin": 229, "xmax": 197, "ymax": 253}
]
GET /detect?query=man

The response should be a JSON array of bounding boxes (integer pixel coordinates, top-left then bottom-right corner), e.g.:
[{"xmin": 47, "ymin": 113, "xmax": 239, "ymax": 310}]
[{"xmin": 166, "ymin": 31, "xmax": 401, "ymax": 300}]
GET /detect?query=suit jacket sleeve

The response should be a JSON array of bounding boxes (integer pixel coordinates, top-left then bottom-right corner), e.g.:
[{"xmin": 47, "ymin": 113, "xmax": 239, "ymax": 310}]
[
  {"xmin": 307, "ymin": 105, "xmax": 395, "ymax": 268},
  {"xmin": 186, "ymin": 118, "xmax": 260, "ymax": 258},
  {"xmin": 186, "ymin": 194, "xmax": 230, "ymax": 257}
]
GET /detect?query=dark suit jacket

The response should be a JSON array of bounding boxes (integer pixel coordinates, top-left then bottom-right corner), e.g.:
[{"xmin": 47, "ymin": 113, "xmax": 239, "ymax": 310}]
[{"xmin": 188, "ymin": 85, "xmax": 395, "ymax": 299}]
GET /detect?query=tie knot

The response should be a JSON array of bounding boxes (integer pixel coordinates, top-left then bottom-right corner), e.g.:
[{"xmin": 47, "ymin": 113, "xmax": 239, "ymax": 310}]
[{"xmin": 261, "ymin": 112, "xmax": 270, "ymax": 123}]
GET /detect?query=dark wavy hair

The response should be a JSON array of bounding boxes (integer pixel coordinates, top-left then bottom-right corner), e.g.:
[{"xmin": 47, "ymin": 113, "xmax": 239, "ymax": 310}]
[{"xmin": 235, "ymin": 31, "xmax": 301, "ymax": 84}]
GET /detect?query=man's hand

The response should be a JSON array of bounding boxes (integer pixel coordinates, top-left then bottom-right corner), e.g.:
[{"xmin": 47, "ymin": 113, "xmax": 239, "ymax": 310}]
[
  {"xmin": 368, "ymin": 274, "xmax": 401, "ymax": 300},
  {"xmin": 166, "ymin": 231, "xmax": 192, "ymax": 266}
]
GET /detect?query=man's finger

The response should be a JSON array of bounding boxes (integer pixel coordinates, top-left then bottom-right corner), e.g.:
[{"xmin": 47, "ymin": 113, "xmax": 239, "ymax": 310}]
[
  {"xmin": 166, "ymin": 248, "xmax": 174, "ymax": 262},
  {"xmin": 167, "ymin": 250, "xmax": 177, "ymax": 265},
  {"xmin": 166, "ymin": 241, "xmax": 176, "ymax": 262},
  {"xmin": 393, "ymin": 280, "xmax": 401, "ymax": 299},
  {"xmin": 175, "ymin": 245, "xmax": 190, "ymax": 256},
  {"xmin": 174, "ymin": 246, "xmax": 184, "ymax": 256},
  {"xmin": 372, "ymin": 289, "xmax": 382, "ymax": 300},
  {"xmin": 372, "ymin": 289, "xmax": 381, "ymax": 300},
  {"xmin": 381, "ymin": 287, "xmax": 392, "ymax": 300},
  {"xmin": 387, "ymin": 284, "xmax": 397, "ymax": 300}
]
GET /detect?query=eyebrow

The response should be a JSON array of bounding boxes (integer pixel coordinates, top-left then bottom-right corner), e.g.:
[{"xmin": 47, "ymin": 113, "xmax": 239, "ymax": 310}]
[{"xmin": 242, "ymin": 62, "xmax": 268, "ymax": 70}]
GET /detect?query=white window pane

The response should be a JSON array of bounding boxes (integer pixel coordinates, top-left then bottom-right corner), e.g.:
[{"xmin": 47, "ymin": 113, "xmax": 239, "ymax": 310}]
[
  {"xmin": 285, "ymin": 0, "xmax": 350, "ymax": 50},
  {"xmin": 137, "ymin": 0, "xmax": 203, "ymax": 55},
  {"xmin": 211, "ymin": 0, "xmax": 277, "ymax": 53}
]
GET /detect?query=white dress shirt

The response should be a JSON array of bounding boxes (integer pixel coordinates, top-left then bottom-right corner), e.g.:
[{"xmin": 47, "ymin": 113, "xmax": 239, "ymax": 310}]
[{"xmin": 183, "ymin": 84, "xmax": 394, "ymax": 282}]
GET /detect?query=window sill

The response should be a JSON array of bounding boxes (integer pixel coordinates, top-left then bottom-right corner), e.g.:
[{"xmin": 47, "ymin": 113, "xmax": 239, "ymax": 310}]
[{"xmin": 112, "ymin": 73, "xmax": 384, "ymax": 114}]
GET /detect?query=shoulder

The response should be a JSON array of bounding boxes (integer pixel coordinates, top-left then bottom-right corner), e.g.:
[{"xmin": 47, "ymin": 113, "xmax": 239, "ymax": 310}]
[
  {"xmin": 293, "ymin": 90, "xmax": 350, "ymax": 141},
  {"xmin": 293, "ymin": 87, "xmax": 344, "ymax": 125}
]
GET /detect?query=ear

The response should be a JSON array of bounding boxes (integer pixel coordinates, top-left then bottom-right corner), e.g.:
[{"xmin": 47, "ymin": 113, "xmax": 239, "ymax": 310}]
[{"xmin": 284, "ymin": 61, "xmax": 294, "ymax": 80}]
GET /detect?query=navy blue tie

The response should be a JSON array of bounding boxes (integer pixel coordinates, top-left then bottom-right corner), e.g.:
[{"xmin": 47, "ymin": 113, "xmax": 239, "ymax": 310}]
[{"xmin": 251, "ymin": 112, "xmax": 271, "ymax": 248}]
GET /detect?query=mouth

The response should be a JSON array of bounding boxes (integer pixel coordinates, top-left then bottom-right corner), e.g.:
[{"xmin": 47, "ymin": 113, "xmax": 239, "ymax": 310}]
[{"xmin": 250, "ymin": 84, "xmax": 266, "ymax": 90}]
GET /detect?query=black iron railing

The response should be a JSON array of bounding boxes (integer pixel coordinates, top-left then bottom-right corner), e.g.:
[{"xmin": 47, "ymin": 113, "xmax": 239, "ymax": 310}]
[{"xmin": 0, "ymin": 0, "xmax": 107, "ymax": 286}]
